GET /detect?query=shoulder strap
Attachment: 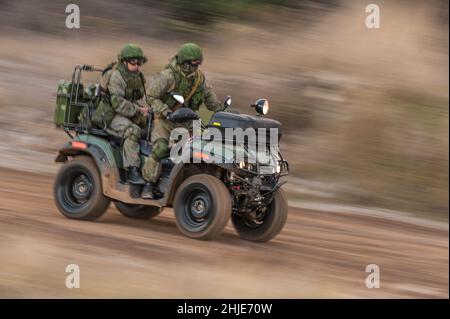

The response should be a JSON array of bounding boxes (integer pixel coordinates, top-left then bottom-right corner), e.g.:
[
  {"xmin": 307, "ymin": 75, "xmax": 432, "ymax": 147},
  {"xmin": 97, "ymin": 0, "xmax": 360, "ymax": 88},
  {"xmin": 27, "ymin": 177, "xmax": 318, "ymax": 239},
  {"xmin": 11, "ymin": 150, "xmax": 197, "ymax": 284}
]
[
  {"xmin": 99, "ymin": 63, "xmax": 117, "ymax": 92},
  {"xmin": 167, "ymin": 64, "xmax": 179, "ymax": 93},
  {"xmin": 102, "ymin": 62, "xmax": 117, "ymax": 76},
  {"xmin": 173, "ymin": 70, "xmax": 203, "ymax": 110},
  {"xmin": 139, "ymin": 72, "xmax": 147, "ymax": 96},
  {"xmin": 184, "ymin": 70, "xmax": 203, "ymax": 105}
]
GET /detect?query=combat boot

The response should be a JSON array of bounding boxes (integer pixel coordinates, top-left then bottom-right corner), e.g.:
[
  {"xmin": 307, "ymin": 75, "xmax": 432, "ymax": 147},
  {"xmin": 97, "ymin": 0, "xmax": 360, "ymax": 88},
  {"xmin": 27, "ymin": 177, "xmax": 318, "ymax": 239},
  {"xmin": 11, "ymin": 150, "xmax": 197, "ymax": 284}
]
[
  {"xmin": 142, "ymin": 182, "xmax": 154, "ymax": 199},
  {"xmin": 127, "ymin": 166, "xmax": 145, "ymax": 185}
]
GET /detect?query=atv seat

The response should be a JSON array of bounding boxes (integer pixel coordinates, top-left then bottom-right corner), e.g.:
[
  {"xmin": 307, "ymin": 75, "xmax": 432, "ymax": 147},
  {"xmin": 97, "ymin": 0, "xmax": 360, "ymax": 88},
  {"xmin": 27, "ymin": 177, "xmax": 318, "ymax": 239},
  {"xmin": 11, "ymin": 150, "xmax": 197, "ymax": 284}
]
[
  {"xmin": 108, "ymin": 135, "xmax": 123, "ymax": 148},
  {"xmin": 87, "ymin": 125, "xmax": 157, "ymax": 158},
  {"xmin": 107, "ymin": 133, "xmax": 153, "ymax": 157}
]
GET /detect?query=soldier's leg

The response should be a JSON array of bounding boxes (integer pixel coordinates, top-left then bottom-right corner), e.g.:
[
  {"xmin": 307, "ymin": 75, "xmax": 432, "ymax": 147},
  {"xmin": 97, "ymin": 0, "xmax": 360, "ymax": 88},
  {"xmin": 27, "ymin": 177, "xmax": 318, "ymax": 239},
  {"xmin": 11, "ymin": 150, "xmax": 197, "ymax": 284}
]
[
  {"xmin": 108, "ymin": 115, "xmax": 144, "ymax": 184},
  {"xmin": 141, "ymin": 118, "xmax": 173, "ymax": 198},
  {"xmin": 122, "ymin": 123, "xmax": 141, "ymax": 168}
]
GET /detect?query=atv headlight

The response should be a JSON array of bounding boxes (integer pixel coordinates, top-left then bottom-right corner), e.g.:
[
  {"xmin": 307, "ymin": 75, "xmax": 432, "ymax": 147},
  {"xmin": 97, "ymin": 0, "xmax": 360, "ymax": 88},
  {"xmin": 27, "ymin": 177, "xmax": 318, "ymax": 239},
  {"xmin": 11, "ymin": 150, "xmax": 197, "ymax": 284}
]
[
  {"xmin": 276, "ymin": 164, "xmax": 281, "ymax": 174},
  {"xmin": 237, "ymin": 161, "xmax": 254, "ymax": 171}
]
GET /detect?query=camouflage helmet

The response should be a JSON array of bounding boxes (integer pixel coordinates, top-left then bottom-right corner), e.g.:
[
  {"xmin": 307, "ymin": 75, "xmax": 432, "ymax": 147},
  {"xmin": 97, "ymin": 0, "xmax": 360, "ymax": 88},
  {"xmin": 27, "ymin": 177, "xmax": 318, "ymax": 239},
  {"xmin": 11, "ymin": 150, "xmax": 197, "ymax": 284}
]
[
  {"xmin": 118, "ymin": 43, "xmax": 147, "ymax": 63},
  {"xmin": 176, "ymin": 43, "xmax": 203, "ymax": 64}
]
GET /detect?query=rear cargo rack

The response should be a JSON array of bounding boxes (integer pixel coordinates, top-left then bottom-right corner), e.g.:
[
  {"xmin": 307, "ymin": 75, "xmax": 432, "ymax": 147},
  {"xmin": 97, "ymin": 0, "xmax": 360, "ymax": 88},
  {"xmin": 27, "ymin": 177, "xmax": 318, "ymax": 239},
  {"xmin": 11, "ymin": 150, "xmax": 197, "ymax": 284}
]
[{"xmin": 56, "ymin": 64, "xmax": 104, "ymax": 136}]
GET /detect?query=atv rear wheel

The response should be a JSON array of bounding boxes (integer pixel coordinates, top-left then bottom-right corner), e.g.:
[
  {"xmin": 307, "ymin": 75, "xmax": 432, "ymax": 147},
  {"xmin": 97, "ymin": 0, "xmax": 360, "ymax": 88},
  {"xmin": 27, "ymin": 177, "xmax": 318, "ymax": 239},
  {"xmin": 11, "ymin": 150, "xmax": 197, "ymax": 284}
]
[
  {"xmin": 173, "ymin": 174, "xmax": 231, "ymax": 240},
  {"xmin": 114, "ymin": 202, "xmax": 161, "ymax": 219},
  {"xmin": 54, "ymin": 156, "xmax": 110, "ymax": 220},
  {"xmin": 231, "ymin": 188, "xmax": 288, "ymax": 242}
]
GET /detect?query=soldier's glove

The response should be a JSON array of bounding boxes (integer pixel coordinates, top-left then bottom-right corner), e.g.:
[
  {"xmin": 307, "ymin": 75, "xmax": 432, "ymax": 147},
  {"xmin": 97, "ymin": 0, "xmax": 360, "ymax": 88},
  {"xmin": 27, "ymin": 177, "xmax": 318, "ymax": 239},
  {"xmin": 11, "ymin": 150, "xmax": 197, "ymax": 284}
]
[
  {"xmin": 138, "ymin": 106, "xmax": 150, "ymax": 117},
  {"xmin": 162, "ymin": 107, "xmax": 172, "ymax": 119},
  {"xmin": 165, "ymin": 111, "xmax": 174, "ymax": 121}
]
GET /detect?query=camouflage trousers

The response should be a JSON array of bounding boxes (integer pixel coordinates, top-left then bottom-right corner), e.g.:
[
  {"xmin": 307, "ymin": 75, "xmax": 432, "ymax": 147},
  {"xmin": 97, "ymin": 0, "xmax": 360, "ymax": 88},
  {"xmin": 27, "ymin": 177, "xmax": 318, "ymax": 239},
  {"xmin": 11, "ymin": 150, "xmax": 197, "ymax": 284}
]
[
  {"xmin": 142, "ymin": 116, "xmax": 189, "ymax": 183},
  {"xmin": 107, "ymin": 114, "xmax": 142, "ymax": 168}
]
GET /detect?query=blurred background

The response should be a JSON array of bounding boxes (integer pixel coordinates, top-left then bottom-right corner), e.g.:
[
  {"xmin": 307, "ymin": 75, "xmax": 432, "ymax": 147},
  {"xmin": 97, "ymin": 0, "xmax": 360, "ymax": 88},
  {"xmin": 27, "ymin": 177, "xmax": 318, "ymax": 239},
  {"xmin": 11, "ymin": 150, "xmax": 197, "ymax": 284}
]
[
  {"xmin": 0, "ymin": 0, "xmax": 448, "ymax": 298},
  {"xmin": 0, "ymin": 0, "xmax": 447, "ymax": 219}
]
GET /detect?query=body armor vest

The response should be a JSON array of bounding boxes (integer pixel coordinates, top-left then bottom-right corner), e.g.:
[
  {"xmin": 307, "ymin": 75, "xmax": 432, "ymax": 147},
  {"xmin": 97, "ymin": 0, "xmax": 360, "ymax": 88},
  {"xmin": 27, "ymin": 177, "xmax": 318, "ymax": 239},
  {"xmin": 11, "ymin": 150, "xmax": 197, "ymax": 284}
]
[
  {"xmin": 115, "ymin": 63, "xmax": 146, "ymax": 101},
  {"xmin": 93, "ymin": 62, "xmax": 146, "ymax": 127},
  {"xmin": 162, "ymin": 64, "xmax": 205, "ymax": 112}
]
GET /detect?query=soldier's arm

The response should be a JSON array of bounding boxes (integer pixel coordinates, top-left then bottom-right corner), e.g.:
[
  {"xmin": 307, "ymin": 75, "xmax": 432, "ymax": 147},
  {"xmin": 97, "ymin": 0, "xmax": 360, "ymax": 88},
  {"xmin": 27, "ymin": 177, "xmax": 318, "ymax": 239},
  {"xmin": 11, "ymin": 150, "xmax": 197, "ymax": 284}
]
[
  {"xmin": 108, "ymin": 71, "xmax": 139, "ymax": 118},
  {"xmin": 145, "ymin": 70, "xmax": 174, "ymax": 117},
  {"xmin": 203, "ymin": 78, "xmax": 223, "ymax": 112}
]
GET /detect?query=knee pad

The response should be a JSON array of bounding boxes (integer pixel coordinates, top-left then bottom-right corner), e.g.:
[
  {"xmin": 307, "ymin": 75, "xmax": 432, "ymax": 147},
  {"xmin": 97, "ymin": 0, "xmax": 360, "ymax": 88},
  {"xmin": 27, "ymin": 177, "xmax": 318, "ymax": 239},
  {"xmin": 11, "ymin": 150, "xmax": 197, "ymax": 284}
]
[
  {"xmin": 124, "ymin": 124, "xmax": 141, "ymax": 143},
  {"xmin": 152, "ymin": 138, "xmax": 169, "ymax": 160},
  {"xmin": 142, "ymin": 156, "xmax": 162, "ymax": 183}
]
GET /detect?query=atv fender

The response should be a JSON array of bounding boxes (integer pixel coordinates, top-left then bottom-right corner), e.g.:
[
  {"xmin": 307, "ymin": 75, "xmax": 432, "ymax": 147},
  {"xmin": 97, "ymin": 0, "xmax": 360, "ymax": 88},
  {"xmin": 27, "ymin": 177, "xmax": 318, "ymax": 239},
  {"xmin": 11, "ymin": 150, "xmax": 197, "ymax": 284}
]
[{"xmin": 55, "ymin": 138, "xmax": 120, "ymax": 201}]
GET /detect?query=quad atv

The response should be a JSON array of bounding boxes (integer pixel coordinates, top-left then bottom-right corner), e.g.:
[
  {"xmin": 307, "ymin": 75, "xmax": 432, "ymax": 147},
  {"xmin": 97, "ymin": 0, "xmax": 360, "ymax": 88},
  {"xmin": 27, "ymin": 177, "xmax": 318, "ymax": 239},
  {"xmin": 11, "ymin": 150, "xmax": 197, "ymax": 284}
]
[{"xmin": 53, "ymin": 65, "xmax": 289, "ymax": 241}]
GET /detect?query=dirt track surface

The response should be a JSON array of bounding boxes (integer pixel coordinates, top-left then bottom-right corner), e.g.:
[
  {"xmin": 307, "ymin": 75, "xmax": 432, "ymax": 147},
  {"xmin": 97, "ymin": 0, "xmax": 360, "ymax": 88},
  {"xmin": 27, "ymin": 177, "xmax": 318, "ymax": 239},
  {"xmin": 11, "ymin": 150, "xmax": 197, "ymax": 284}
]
[{"xmin": 0, "ymin": 167, "xmax": 448, "ymax": 298}]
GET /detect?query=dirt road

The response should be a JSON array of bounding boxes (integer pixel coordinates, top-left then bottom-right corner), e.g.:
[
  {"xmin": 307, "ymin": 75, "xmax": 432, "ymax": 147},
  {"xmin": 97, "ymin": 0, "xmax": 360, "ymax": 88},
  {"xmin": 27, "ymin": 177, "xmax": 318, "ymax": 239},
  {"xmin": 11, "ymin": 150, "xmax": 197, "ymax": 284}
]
[{"xmin": 0, "ymin": 167, "xmax": 447, "ymax": 298}]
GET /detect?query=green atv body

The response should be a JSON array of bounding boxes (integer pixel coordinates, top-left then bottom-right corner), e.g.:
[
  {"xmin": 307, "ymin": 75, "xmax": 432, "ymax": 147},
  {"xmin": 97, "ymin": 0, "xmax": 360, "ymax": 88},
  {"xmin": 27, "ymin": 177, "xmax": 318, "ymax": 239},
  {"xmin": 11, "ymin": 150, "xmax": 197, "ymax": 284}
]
[{"xmin": 53, "ymin": 64, "xmax": 289, "ymax": 241}]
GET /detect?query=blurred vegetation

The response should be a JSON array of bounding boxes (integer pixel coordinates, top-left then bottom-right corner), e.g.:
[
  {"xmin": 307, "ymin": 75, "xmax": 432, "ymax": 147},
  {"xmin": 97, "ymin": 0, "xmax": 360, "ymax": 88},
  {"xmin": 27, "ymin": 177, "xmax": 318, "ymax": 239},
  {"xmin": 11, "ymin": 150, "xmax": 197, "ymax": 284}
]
[
  {"xmin": 159, "ymin": 0, "xmax": 339, "ymax": 25},
  {"xmin": 338, "ymin": 88, "xmax": 448, "ymax": 219}
]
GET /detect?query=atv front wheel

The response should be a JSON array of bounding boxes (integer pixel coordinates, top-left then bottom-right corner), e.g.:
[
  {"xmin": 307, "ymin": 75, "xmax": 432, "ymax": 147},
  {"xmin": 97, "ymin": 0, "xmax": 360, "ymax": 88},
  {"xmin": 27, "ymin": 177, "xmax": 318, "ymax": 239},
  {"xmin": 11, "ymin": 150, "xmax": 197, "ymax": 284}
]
[
  {"xmin": 54, "ymin": 156, "xmax": 110, "ymax": 220},
  {"xmin": 173, "ymin": 174, "xmax": 231, "ymax": 240},
  {"xmin": 114, "ymin": 202, "xmax": 161, "ymax": 219},
  {"xmin": 231, "ymin": 188, "xmax": 288, "ymax": 242}
]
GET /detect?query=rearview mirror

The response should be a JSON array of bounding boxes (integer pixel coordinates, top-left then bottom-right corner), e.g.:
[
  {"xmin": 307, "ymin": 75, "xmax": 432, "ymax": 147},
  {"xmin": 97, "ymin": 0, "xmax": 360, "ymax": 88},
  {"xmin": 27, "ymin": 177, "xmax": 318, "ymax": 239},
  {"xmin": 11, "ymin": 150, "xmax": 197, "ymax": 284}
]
[
  {"xmin": 171, "ymin": 92, "xmax": 184, "ymax": 104},
  {"xmin": 222, "ymin": 95, "xmax": 231, "ymax": 111},
  {"xmin": 223, "ymin": 95, "xmax": 231, "ymax": 109},
  {"xmin": 251, "ymin": 98, "xmax": 269, "ymax": 115}
]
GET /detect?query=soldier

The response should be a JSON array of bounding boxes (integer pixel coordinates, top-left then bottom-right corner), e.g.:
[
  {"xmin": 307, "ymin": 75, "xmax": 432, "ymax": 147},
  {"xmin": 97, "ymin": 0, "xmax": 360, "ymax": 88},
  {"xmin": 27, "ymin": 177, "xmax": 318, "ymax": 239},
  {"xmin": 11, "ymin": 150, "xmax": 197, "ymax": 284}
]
[
  {"xmin": 92, "ymin": 43, "xmax": 149, "ymax": 184},
  {"xmin": 141, "ymin": 43, "xmax": 224, "ymax": 199}
]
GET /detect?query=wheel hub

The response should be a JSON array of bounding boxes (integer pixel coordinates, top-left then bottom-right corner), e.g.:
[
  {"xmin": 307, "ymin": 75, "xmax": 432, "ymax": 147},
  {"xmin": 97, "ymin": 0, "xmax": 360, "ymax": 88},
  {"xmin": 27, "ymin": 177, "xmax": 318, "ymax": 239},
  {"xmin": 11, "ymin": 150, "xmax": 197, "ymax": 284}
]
[
  {"xmin": 191, "ymin": 195, "xmax": 208, "ymax": 220},
  {"xmin": 72, "ymin": 174, "xmax": 92, "ymax": 201},
  {"xmin": 179, "ymin": 186, "xmax": 214, "ymax": 232},
  {"xmin": 191, "ymin": 198, "xmax": 207, "ymax": 217}
]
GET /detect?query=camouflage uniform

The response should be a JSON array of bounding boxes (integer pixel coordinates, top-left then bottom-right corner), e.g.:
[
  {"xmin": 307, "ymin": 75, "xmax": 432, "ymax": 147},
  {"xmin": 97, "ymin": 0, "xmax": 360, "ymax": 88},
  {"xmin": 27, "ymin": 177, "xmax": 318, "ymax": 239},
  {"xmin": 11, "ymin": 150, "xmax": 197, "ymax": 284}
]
[
  {"xmin": 106, "ymin": 64, "xmax": 146, "ymax": 168},
  {"xmin": 92, "ymin": 44, "xmax": 148, "ymax": 169},
  {"xmin": 142, "ymin": 43, "xmax": 223, "ymax": 183}
]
